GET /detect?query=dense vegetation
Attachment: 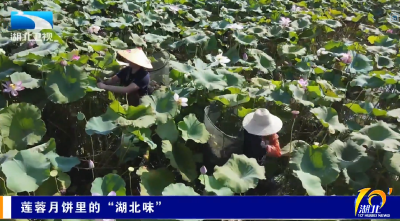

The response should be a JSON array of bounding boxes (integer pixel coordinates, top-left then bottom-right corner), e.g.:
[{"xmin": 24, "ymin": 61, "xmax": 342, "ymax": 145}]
[{"xmin": 0, "ymin": 0, "xmax": 400, "ymax": 210}]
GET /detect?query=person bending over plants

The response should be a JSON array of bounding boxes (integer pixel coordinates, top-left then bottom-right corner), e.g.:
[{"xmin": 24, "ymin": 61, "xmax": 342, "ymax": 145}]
[
  {"xmin": 97, "ymin": 48, "xmax": 153, "ymax": 106},
  {"xmin": 242, "ymin": 108, "xmax": 283, "ymax": 162}
]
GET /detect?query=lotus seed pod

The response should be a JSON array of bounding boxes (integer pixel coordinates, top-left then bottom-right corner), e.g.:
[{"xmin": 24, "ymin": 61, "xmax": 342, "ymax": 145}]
[
  {"xmin": 60, "ymin": 60, "xmax": 67, "ymax": 66},
  {"xmin": 200, "ymin": 165, "xmax": 207, "ymax": 174}
]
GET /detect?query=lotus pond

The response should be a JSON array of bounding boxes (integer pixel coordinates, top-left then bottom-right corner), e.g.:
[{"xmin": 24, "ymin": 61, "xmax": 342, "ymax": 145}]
[{"xmin": 0, "ymin": 0, "xmax": 400, "ymax": 207}]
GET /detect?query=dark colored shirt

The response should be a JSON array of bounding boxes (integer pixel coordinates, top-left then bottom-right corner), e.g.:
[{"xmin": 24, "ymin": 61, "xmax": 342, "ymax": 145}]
[
  {"xmin": 243, "ymin": 129, "xmax": 267, "ymax": 160},
  {"xmin": 116, "ymin": 67, "xmax": 150, "ymax": 96}
]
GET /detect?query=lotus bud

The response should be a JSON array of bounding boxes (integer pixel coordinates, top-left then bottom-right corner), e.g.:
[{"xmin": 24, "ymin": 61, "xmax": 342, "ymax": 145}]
[
  {"xmin": 291, "ymin": 110, "xmax": 299, "ymax": 118},
  {"xmin": 242, "ymin": 53, "xmax": 248, "ymax": 61},
  {"xmin": 88, "ymin": 160, "xmax": 95, "ymax": 168},
  {"xmin": 200, "ymin": 165, "xmax": 207, "ymax": 175},
  {"xmin": 60, "ymin": 60, "xmax": 67, "ymax": 66},
  {"xmin": 28, "ymin": 40, "xmax": 35, "ymax": 48}
]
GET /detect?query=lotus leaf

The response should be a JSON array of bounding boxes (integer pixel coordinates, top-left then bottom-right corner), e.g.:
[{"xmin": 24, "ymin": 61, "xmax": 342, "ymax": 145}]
[
  {"xmin": 156, "ymin": 119, "xmax": 179, "ymax": 143},
  {"xmin": 162, "ymin": 183, "xmax": 200, "ymax": 196},
  {"xmin": 91, "ymin": 173, "xmax": 126, "ymax": 196},
  {"xmin": 162, "ymin": 140, "xmax": 197, "ymax": 182},
  {"xmin": 310, "ymin": 107, "xmax": 346, "ymax": 132},
  {"xmin": 45, "ymin": 64, "xmax": 89, "ymax": 104},
  {"xmin": 289, "ymin": 142, "xmax": 340, "ymax": 195},
  {"xmin": 116, "ymin": 104, "xmax": 156, "ymax": 128},
  {"xmin": 0, "ymin": 103, "xmax": 46, "ymax": 150},
  {"xmin": 132, "ymin": 128, "xmax": 157, "ymax": 150},
  {"xmin": 36, "ymin": 171, "xmax": 71, "ymax": 196},
  {"xmin": 199, "ymin": 175, "xmax": 234, "ymax": 196},
  {"xmin": 141, "ymin": 90, "xmax": 178, "ymax": 124},
  {"xmin": 329, "ymin": 140, "xmax": 374, "ymax": 172},
  {"xmin": 214, "ymin": 154, "xmax": 266, "ymax": 193},
  {"xmin": 2, "ymin": 150, "xmax": 50, "ymax": 193},
  {"xmin": 350, "ymin": 121, "xmax": 400, "ymax": 152},
  {"xmin": 45, "ymin": 152, "xmax": 80, "ymax": 173},
  {"xmin": 139, "ymin": 167, "xmax": 175, "ymax": 196},
  {"xmin": 248, "ymin": 49, "xmax": 276, "ymax": 74},
  {"xmin": 85, "ymin": 116, "xmax": 117, "ymax": 136},
  {"xmin": 178, "ymin": 114, "xmax": 210, "ymax": 144},
  {"xmin": 10, "ymin": 72, "xmax": 41, "ymax": 89}
]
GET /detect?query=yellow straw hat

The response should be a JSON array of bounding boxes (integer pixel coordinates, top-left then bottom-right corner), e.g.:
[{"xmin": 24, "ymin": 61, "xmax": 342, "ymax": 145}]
[{"xmin": 117, "ymin": 48, "xmax": 153, "ymax": 69}]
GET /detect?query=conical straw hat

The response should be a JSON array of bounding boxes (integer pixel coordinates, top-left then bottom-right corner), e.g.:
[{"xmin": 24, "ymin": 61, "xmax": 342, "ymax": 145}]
[
  {"xmin": 242, "ymin": 108, "xmax": 283, "ymax": 136},
  {"xmin": 117, "ymin": 48, "xmax": 153, "ymax": 69}
]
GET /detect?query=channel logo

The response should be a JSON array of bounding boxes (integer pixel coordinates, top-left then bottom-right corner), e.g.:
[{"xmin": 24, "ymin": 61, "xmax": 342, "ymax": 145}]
[{"xmin": 10, "ymin": 11, "xmax": 53, "ymax": 30}]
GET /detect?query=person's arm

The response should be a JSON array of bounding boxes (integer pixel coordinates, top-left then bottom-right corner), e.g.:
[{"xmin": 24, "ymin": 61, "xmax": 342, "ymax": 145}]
[
  {"xmin": 102, "ymin": 82, "xmax": 140, "ymax": 94},
  {"xmin": 103, "ymin": 75, "xmax": 120, "ymax": 85}
]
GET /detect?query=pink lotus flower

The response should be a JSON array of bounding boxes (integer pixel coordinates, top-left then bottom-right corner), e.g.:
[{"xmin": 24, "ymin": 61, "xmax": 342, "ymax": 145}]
[
  {"xmin": 340, "ymin": 52, "xmax": 352, "ymax": 64},
  {"xmin": 3, "ymin": 81, "xmax": 24, "ymax": 96},
  {"xmin": 298, "ymin": 78, "xmax": 308, "ymax": 88},
  {"xmin": 386, "ymin": 29, "xmax": 393, "ymax": 34},
  {"xmin": 60, "ymin": 60, "xmax": 67, "ymax": 66},
  {"xmin": 72, "ymin": 55, "xmax": 80, "ymax": 61},
  {"xmin": 279, "ymin": 17, "xmax": 291, "ymax": 28}
]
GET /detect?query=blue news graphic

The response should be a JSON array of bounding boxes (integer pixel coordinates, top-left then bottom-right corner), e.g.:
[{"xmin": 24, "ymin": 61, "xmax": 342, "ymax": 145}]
[{"xmin": 11, "ymin": 11, "xmax": 53, "ymax": 30}]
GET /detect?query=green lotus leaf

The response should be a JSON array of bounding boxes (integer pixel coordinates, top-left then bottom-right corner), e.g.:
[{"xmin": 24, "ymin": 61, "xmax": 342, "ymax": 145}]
[
  {"xmin": 350, "ymin": 121, "xmax": 400, "ymax": 152},
  {"xmin": 87, "ymin": 43, "xmax": 110, "ymax": 52},
  {"xmin": 178, "ymin": 113, "xmax": 210, "ymax": 144},
  {"xmin": 383, "ymin": 152, "xmax": 400, "ymax": 175},
  {"xmin": 199, "ymin": 175, "xmax": 234, "ymax": 196},
  {"xmin": 375, "ymin": 54, "xmax": 394, "ymax": 69},
  {"xmin": 317, "ymin": 19, "xmax": 342, "ymax": 28},
  {"xmin": 232, "ymin": 31, "xmax": 257, "ymax": 46},
  {"xmin": 0, "ymin": 54, "xmax": 22, "ymax": 80},
  {"xmin": 213, "ymin": 154, "xmax": 266, "ymax": 193},
  {"xmin": 289, "ymin": 84, "xmax": 314, "ymax": 107},
  {"xmin": 0, "ymin": 150, "xmax": 18, "ymax": 165},
  {"xmin": 9, "ymin": 72, "xmax": 41, "ymax": 89},
  {"xmin": 350, "ymin": 75, "xmax": 385, "ymax": 88},
  {"xmin": 35, "ymin": 171, "xmax": 71, "ymax": 196},
  {"xmin": 30, "ymin": 138, "xmax": 56, "ymax": 154},
  {"xmin": 216, "ymin": 69, "xmax": 245, "ymax": 87},
  {"xmin": 45, "ymin": 151, "xmax": 80, "ymax": 173},
  {"xmin": 223, "ymin": 44, "xmax": 240, "ymax": 64},
  {"xmin": 140, "ymin": 90, "xmax": 178, "ymax": 124},
  {"xmin": 348, "ymin": 51, "xmax": 373, "ymax": 74},
  {"xmin": 110, "ymin": 38, "xmax": 128, "ymax": 49},
  {"xmin": 85, "ymin": 116, "xmax": 117, "ymax": 136},
  {"xmin": 368, "ymin": 35, "xmax": 397, "ymax": 47},
  {"xmin": 387, "ymin": 108, "xmax": 400, "ymax": 118},
  {"xmin": 246, "ymin": 26, "xmax": 267, "ymax": 37},
  {"xmin": 342, "ymin": 169, "xmax": 370, "ymax": 191},
  {"xmin": 10, "ymin": 42, "xmax": 60, "ymax": 60},
  {"xmin": 266, "ymin": 25, "xmax": 284, "ymax": 37},
  {"xmin": 142, "ymin": 33, "xmax": 168, "ymax": 43},
  {"xmin": 269, "ymin": 89, "xmax": 292, "ymax": 105},
  {"xmin": 190, "ymin": 69, "xmax": 228, "ymax": 90},
  {"xmin": 45, "ymin": 64, "xmax": 89, "ymax": 104},
  {"xmin": 278, "ymin": 44, "xmax": 307, "ymax": 57},
  {"xmin": 156, "ymin": 119, "xmax": 179, "ymax": 144},
  {"xmin": 281, "ymin": 140, "xmax": 309, "ymax": 156},
  {"xmin": 162, "ymin": 140, "xmax": 197, "ymax": 182},
  {"xmin": 2, "ymin": 149, "xmax": 51, "ymax": 193},
  {"xmin": 310, "ymin": 107, "xmax": 346, "ymax": 132},
  {"xmin": 139, "ymin": 167, "xmax": 175, "ymax": 196},
  {"xmin": 344, "ymin": 103, "xmax": 368, "ymax": 114},
  {"xmin": 211, "ymin": 94, "xmax": 250, "ymax": 107},
  {"xmin": 291, "ymin": 18, "xmax": 312, "ymax": 30},
  {"xmin": 184, "ymin": 34, "xmax": 210, "ymax": 44},
  {"xmin": 210, "ymin": 20, "xmax": 231, "ymax": 30},
  {"xmin": 247, "ymin": 49, "xmax": 276, "ymax": 74},
  {"xmin": 169, "ymin": 61, "xmax": 195, "ymax": 74},
  {"xmin": 0, "ymin": 103, "xmax": 46, "ymax": 150},
  {"xmin": 130, "ymin": 33, "xmax": 147, "ymax": 46},
  {"xmin": 329, "ymin": 140, "xmax": 374, "ymax": 172},
  {"xmin": 77, "ymin": 112, "xmax": 85, "ymax": 121},
  {"xmin": 115, "ymin": 104, "xmax": 156, "ymax": 128},
  {"xmin": 0, "ymin": 37, "xmax": 12, "ymax": 47},
  {"xmin": 289, "ymin": 143, "xmax": 340, "ymax": 195},
  {"xmin": 162, "ymin": 183, "xmax": 200, "ymax": 196},
  {"xmin": 91, "ymin": 173, "xmax": 126, "ymax": 196},
  {"xmin": 132, "ymin": 128, "xmax": 157, "ymax": 150},
  {"xmin": 324, "ymin": 41, "xmax": 348, "ymax": 54}
]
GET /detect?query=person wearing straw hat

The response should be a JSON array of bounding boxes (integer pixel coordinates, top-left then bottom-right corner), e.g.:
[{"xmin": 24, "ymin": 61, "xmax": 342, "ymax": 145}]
[
  {"xmin": 242, "ymin": 108, "xmax": 283, "ymax": 160},
  {"xmin": 97, "ymin": 48, "xmax": 153, "ymax": 106}
]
